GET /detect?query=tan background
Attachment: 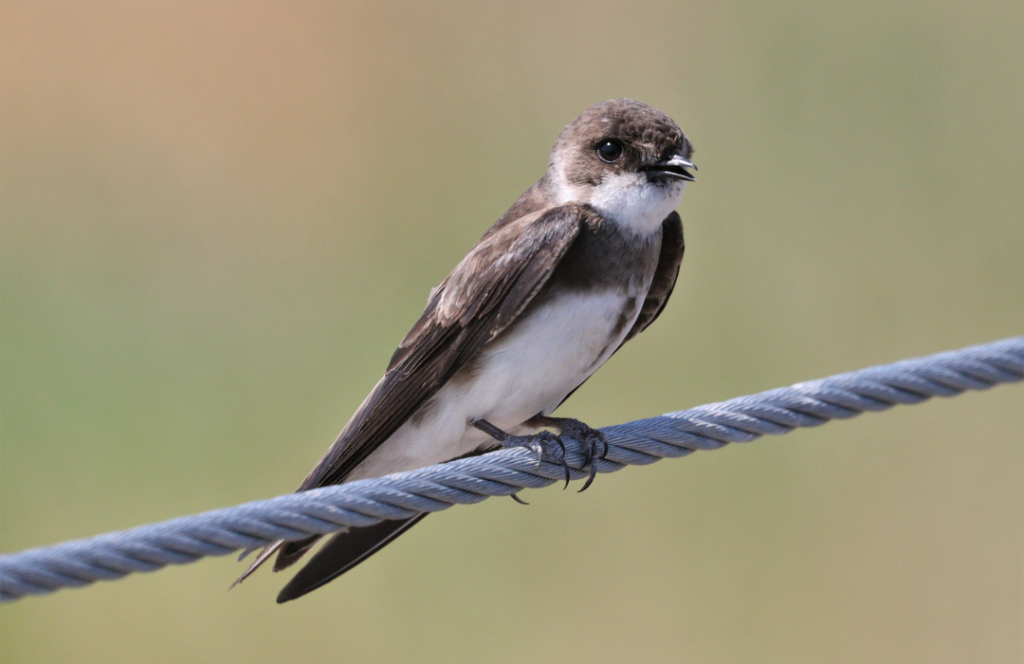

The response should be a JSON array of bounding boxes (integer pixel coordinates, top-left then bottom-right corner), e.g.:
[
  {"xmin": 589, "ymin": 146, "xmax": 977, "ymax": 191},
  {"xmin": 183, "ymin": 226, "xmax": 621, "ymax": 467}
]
[{"xmin": 1, "ymin": 2, "xmax": 1021, "ymax": 662}]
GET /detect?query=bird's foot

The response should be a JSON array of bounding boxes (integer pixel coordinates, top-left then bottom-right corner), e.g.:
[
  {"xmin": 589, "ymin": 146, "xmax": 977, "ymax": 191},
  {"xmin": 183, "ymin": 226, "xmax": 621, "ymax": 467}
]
[
  {"xmin": 527, "ymin": 416, "xmax": 608, "ymax": 492},
  {"xmin": 472, "ymin": 419, "xmax": 571, "ymax": 489}
]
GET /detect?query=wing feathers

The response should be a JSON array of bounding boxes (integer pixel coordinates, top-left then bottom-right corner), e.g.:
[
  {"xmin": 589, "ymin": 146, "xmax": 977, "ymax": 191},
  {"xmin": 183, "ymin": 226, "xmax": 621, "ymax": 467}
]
[{"xmin": 234, "ymin": 204, "xmax": 583, "ymax": 587}]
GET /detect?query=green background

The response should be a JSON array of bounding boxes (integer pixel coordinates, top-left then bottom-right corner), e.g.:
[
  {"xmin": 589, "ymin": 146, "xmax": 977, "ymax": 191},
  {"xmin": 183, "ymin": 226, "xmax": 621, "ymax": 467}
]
[{"xmin": 2, "ymin": 2, "xmax": 1021, "ymax": 662}]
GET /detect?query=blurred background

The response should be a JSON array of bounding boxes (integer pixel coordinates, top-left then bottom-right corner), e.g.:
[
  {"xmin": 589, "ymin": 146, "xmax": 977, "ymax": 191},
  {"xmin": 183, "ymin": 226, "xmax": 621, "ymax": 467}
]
[{"xmin": 1, "ymin": 1, "xmax": 1021, "ymax": 662}]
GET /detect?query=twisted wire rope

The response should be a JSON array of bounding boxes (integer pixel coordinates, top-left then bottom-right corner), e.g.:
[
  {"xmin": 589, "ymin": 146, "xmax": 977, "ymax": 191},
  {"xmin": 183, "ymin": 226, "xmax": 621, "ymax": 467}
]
[{"xmin": 1, "ymin": 336, "xmax": 1020, "ymax": 602}]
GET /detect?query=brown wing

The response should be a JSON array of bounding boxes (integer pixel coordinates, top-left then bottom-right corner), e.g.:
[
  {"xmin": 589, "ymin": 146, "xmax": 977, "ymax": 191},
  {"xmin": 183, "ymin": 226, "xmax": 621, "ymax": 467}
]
[
  {"xmin": 303, "ymin": 209, "xmax": 678, "ymax": 492},
  {"xmin": 233, "ymin": 204, "xmax": 584, "ymax": 584},
  {"xmin": 296, "ymin": 203, "xmax": 583, "ymax": 490}
]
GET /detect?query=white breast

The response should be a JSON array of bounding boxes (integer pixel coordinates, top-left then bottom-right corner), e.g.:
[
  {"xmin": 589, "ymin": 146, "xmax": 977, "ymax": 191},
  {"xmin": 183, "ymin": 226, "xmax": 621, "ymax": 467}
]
[
  {"xmin": 586, "ymin": 173, "xmax": 685, "ymax": 236},
  {"xmin": 550, "ymin": 158, "xmax": 685, "ymax": 236},
  {"xmin": 346, "ymin": 289, "xmax": 644, "ymax": 481}
]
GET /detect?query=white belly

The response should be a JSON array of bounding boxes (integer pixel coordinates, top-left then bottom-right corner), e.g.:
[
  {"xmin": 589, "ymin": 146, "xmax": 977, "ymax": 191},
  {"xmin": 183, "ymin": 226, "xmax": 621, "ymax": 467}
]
[{"xmin": 346, "ymin": 289, "xmax": 643, "ymax": 481}]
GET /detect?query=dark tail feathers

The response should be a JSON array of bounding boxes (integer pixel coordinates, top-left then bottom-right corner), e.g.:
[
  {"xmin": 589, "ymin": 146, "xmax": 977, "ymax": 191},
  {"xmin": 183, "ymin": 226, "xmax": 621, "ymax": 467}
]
[{"xmin": 276, "ymin": 513, "xmax": 428, "ymax": 603}]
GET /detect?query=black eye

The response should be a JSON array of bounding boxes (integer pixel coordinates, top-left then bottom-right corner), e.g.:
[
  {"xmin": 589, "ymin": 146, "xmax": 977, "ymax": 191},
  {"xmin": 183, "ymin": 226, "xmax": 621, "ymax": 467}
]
[{"xmin": 596, "ymin": 140, "xmax": 623, "ymax": 163}]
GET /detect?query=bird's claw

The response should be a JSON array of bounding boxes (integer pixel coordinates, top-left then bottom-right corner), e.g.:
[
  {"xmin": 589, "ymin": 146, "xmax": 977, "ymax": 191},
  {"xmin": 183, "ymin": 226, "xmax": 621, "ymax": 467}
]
[
  {"xmin": 501, "ymin": 431, "xmax": 572, "ymax": 488},
  {"xmin": 510, "ymin": 492, "xmax": 530, "ymax": 506},
  {"xmin": 554, "ymin": 419, "xmax": 608, "ymax": 492}
]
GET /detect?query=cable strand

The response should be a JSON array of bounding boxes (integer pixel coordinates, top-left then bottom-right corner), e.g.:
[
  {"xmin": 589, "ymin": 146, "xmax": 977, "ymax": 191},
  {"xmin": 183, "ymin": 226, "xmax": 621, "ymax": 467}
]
[{"xmin": 1, "ymin": 336, "xmax": 1020, "ymax": 603}]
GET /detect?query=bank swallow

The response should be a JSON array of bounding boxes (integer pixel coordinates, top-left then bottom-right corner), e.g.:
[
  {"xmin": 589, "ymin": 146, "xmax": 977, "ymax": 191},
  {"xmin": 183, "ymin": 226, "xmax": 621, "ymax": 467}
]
[{"xmin": 236, "ymin": 99, "xmax": 695, "ymax": 602}]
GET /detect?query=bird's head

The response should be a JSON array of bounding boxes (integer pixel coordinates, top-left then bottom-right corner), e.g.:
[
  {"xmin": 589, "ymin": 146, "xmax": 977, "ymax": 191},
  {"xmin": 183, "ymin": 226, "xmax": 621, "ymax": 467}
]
[{"xmin": 550, "ymin": 99, "xmax": 695, "ymax": 234}]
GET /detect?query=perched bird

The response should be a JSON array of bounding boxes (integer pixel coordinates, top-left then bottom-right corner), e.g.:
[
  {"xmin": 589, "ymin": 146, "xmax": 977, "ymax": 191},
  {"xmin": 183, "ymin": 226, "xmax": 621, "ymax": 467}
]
[{"xmin": 236, "ymin": 99, "xmax": 696, "ymax": 602}]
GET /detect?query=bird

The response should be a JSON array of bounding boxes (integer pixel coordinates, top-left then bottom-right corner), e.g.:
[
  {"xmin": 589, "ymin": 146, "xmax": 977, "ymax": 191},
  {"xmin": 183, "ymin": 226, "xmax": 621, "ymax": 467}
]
[{"xmin": 235, "ymin": 98, "xmax": 696, "ymax": 603}]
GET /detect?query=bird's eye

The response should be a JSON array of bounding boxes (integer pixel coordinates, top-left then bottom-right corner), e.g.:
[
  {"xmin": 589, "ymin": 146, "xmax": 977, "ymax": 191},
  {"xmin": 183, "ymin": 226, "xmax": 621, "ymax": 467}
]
[{"xmin": 596, "ymin": 140, "xmax": 623, "ymax": 163}]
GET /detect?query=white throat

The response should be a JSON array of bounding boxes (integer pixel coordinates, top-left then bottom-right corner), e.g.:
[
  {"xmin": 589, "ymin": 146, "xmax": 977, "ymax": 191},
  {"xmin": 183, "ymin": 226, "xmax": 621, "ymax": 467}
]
[{"xmin": 552, "ymin": 165, "xmax": 685, "ymax": 236}]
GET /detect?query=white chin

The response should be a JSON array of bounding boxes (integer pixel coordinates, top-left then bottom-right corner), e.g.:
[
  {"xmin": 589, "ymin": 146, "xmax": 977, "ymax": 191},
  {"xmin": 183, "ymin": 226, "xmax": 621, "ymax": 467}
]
[{"xmin": 586, "ymin": 173, "xmax": 685, "ymax": 235}]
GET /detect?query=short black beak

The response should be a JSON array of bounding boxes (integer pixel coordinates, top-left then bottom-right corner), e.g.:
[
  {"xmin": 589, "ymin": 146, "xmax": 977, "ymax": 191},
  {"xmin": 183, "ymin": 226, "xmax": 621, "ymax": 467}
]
[{"xmin": 642, "ymin": 154, "xmax": 697, "ymax": 182}]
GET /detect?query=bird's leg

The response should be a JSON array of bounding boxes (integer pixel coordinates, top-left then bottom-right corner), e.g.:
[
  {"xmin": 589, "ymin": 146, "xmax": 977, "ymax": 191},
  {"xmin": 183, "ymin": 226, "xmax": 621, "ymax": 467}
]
[
  {"xmin": 525, "ymin": 415, "xmax": 608, "ymax": 492},
  {"xmin": 472, "ymin": 419, "xmax": 571, "ymax": 489}
]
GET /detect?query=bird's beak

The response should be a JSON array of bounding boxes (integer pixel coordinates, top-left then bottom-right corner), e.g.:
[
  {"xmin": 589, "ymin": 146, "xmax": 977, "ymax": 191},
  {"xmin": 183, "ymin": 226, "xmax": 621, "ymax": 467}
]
[{"xmin": 642, "ymin": 154, "xmax": 697, "ymax": 182}]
